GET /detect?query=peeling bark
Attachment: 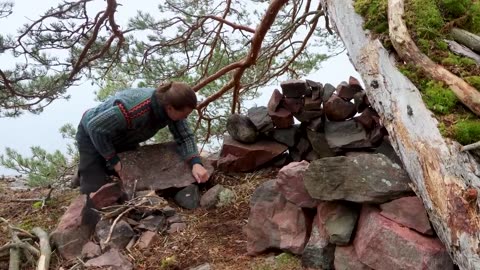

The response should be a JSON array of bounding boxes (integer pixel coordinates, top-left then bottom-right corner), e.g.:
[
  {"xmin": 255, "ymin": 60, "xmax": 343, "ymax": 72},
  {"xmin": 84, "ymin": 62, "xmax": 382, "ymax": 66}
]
[
  {"xmin": 325, "ymin": 0, "xmax": 480, "ymax": 269},
  {"xmin": 388, "ymin": 0, "xmax": 480, "ymax": 117}
]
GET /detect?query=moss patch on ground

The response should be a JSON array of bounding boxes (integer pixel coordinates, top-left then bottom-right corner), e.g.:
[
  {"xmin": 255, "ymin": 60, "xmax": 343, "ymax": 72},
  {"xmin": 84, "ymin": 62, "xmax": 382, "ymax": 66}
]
[{"xmin": 355, "ymin": 0, "xmax": 480, "ymax": 145}]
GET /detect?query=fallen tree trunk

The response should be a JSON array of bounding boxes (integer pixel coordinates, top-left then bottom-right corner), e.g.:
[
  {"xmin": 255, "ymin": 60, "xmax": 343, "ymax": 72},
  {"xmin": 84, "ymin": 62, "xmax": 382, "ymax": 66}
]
[
  {"xmin": 387, "ymin": 0, "xmax": 480, "ymax": 117},
  {"xmin": 451, "ymin": 27, "xmax": 480, "ymax": 53},
  {"xmin": 445, "ymin": 40, "xmax": 480, "ymax": 65},
  {"xmin": 325, "ymin": 0, "xmax": 480, "ymax": 269}
]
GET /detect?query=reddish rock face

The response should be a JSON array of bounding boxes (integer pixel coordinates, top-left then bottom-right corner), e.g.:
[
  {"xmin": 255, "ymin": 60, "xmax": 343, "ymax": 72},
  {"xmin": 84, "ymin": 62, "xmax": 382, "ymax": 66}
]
[
  {"xmin": 90, "ymin": 183, "xmax": 123, "ymax": 209},
  {"xmin": 218, "ymin": 136, "xmax": 288, "ymax": 172},
  {"xmin": 380, "ymin": 196, "xmax": 433, "ymax": 235},
  {"xmin": 353, "ymin": 107, "xmax": 379, "ymax": 131},
  {"xmin": 276, "ymin": 161, "xmax": 317, "ymax": 208},
  {"xmin": 51, "ymin": 195, "xmax": 100, "ymax": 260},
  {"xmin": 280, "ymin": 79, "xmax": 308, "ymax": 98},
  {"xmin": 354, "ymin": 206, "xmax": 453, "ymax": 270},
  {"xmin": 245, "ymin": 180, "xmax": 311, "ymax": 255},
  {"xmin": 283, "ymin": 98, "xmax": 304, "ymax": 114},
  {"xmin": 304, "ymin": 97, "xmax": 322, "ymax": 111},
  {"xmin": 119, "ymin": 142, "xmax": 214, "ymax": 196},
  {"xmin": 324, "ymin": 95, "xmax": 357, "ymax": 121},
  {"xmin": 269, "ymin": 108, "xmax": 294, "ymax": 129},
  {"xmin": 334, "ymin": 245, "xmax": 372, "ymax": 270},
  {"xmin": 268, "ymin": 89, "xmax": 284, "ymax": 113}
]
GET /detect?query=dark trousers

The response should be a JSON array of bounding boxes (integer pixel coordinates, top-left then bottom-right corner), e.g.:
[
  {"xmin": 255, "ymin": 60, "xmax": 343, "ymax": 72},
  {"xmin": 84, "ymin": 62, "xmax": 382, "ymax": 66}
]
[{"xmin": 76, "ymin": 123, "xmax": 114, "ymax": 194}]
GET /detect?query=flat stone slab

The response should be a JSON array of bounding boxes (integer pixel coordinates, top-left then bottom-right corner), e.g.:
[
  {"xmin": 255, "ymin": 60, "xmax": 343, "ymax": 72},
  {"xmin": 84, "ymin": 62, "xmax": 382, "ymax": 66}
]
[{"xmin": 120, "ymin": 142, "xmax": 214, "ymax": 195}]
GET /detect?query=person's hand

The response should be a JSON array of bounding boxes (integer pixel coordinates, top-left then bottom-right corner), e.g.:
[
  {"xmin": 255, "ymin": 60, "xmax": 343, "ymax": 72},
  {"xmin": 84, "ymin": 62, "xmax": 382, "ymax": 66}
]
[{"xmin": 192, "ymin": 164, "xmax": 209, "ymax": 183}]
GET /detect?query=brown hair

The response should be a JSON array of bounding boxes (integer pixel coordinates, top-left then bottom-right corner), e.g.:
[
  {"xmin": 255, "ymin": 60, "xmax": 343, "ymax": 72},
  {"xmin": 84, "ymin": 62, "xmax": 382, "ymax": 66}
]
[{"xmin": 155, "ymin": 81, "xmax": 197, "ymax": 110}]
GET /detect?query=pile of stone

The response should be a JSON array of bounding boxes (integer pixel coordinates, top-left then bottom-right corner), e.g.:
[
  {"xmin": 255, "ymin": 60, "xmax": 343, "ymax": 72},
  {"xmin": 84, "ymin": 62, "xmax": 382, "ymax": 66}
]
[
  {"xmin": 219, "ymin": 77, "xmax": 387, "ymax": 172},
  {"xmin": 237, "ymin": 78, "xmax": 454, "ymax": 269},
  {"xmin": 245, "ymin": 155, "xmax": 454, "ymax": 269},
  {"xmin": 49, "ymin": 142, "xmax": 231, "ymax": 268},
  {"xmin": 49, "ymin": 184, "xmax": 182, "ymax": 267}
]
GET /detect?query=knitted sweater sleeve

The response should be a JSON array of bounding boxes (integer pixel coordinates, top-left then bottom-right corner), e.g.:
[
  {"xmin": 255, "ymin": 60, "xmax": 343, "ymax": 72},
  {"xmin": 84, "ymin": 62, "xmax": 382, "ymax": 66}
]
[
  {"xmin": 168, "ymin": 119, "xmax": 202, "ymax": 167},
  {"xmin": 84, "ymin": 106, "xmax": 127, "ymax": 166}
]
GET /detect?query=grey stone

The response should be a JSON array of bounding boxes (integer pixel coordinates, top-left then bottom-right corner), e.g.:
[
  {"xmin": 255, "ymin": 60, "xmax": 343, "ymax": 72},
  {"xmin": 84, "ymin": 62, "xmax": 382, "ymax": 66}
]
[
  {"xmin": 324, "ymin": 120, "xmax": 370, "ymax": 150},
  {"xmin": 81, "ymin": 241, "xmax": 101, "ymax": 259},
  {"xmin": 226, "ymin": 113, "xmax": 258, "ymax": 143},
  {"xmin": 85, "ymin": 248, "xmax": 133, "ymax": 270},
  {"xmin": 325, "ymin": 204, "xmax": 360, "ymax": 245},
  {"xmin": 306, "ymin": 79, "xmax": 323, "ymax": 101},
  {"xmin": 322, "ymin": 83, "xmax": 336, "ymax": 101},
  {"xmin": 138, "ymin": 215, "xmax": 166, "ymax": 232},
  {"xmin": 272, "ymin": 127, "xmax": 298, "ymax": 147},
  {"xmin": 304, "ymin": 153, "xmax": 413, "ymax": 203},
  {"xmin": 302, "ymin": 224, "xmax": 335, "ymax": 270},
  {"xmin": 306, "ymin": 130, "xmax": 335, "ymax": 158},
  {"xmin": 95, "ymin": 219, "xmax": 135, "ymax": 250},
  {"xmin": 200, "ymin": 184, "xmax": 225, "ymax": 209},
  {"xmin": 174, "ymin": 184, "xmax": 200, "ymax": 209},
  {"xmin": 248, "ymin": 106, "xmax": 274, "ymax": 133},
  {"xmin": 167, "ymin": 222, "xmax": 187, "ymax": 234}
]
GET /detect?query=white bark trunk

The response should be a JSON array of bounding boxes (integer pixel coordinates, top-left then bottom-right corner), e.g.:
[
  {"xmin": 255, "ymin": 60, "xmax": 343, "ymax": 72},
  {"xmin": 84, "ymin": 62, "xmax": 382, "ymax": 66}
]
[{"xmin": 325, "ymin": 1, "xmax": 480, "ymax": 269}]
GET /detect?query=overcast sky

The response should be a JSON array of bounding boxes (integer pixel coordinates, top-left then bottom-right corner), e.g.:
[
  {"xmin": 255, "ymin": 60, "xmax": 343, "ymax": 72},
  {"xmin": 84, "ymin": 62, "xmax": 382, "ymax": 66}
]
[{"xmin": 0, "ymin": 0, "xmax": 359, "ymax": 175}]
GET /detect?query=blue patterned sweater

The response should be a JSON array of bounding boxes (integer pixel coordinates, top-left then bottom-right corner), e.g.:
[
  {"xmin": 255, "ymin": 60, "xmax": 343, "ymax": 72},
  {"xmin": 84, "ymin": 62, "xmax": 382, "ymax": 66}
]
[{"xmin": 81, "ymin": 88, "xmax": 201, "ymax": 167}]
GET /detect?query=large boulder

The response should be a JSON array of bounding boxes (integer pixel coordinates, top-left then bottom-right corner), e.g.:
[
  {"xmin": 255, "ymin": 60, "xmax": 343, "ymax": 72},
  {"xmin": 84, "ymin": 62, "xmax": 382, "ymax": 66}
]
[
  {"xmin": 245, "ymin": 180, "xmax": 311, "ymax": 255},
  {"xmin": 303, "ymin": 153, "xmax": 413, "ymax": 203},
  {"xmin": 119, "ymin": 142, "xmax": 214, "ymax": 196},
  {"xmin": 218, "ymin": 136, "xmax": 288, "ymax": 172},
  {"xmin": 354, "ymin": 206, "xmax": 453, "ymax": 270}
]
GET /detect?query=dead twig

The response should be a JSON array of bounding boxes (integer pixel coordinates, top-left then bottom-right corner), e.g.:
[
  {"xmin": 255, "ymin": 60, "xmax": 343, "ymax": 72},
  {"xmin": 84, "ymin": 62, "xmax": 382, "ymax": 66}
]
[
  {"xmin": 8, "ymin": 246, "xmax": 20, "ymax": 270},
  {"xmin": 461, "ymin": 141, "xmax": 480, "ymax": 152},
  {"xmin": 32, "ymin": 227, "xmax": 51, "ymax": 270},
  {"xmin": 0, "ymin": 243, "xmax": 40, "ymax": 257},
  {"xmin": 103, "ymin": 206, "xmax": 134, "ymax": 244},
  {"xmin": 9, "ymin": 188, "xmax": 54, "ymax": 209}
]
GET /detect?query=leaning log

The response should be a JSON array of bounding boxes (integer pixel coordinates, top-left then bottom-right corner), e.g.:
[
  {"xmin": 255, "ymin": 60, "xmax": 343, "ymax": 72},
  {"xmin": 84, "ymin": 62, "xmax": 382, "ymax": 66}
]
[
  {"xmin": 325, "ymin": 0, "xmax": 480, "ymax": 269},
  {"xmin": 451, "ymin": 27, "xmax": 480, "ymax": 54}
]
